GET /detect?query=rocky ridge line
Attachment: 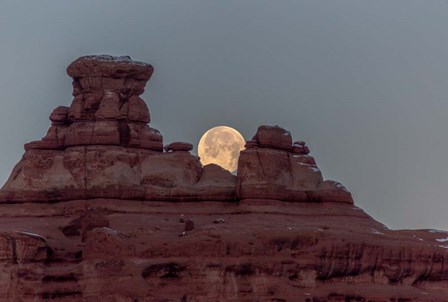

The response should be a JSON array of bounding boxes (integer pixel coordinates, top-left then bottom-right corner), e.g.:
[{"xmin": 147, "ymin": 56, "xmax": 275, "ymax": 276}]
[{"xmin": 0, "ymin": 55, "xmax": 350, "ymax": 204}]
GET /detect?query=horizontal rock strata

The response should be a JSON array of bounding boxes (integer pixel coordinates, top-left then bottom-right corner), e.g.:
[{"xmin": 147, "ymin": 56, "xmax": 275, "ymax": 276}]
[{"xmin": 0, "ymin": 200, "xmax": 446, "ymax": 301}]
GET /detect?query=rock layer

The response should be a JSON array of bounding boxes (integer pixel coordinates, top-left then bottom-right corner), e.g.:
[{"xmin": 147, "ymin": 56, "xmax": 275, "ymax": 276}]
[
  {"xmin": 0, "ymin": 200, "xmax": 447, "ymax": 301},
  {"xmin": 0, "ymin": 55, "xmax": 446, "ymax": 301}
]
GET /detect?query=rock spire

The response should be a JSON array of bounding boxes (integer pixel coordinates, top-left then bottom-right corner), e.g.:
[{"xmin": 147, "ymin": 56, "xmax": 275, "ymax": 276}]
[{"xmin": 26, "ymin": 55, "xmax": 162, "ymax": 151}]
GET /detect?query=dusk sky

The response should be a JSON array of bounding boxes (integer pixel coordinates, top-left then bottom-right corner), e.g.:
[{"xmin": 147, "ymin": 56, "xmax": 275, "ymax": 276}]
[{"xmin": 1, "ymin": 1, "xmax": 448, "ymax": 230}]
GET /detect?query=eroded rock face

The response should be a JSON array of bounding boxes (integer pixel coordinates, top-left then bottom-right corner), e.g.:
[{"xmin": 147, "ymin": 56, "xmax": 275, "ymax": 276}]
[
  {"xmin": 1, "ymin": 55, "xmax": 237, "ymax": 203},
  {"xmin": 0, "ymin": 55, "xmax": 446, "ymax": 301},
  {"xmin": 237, "ymin": 125, "xmax": 353, "ymax": 204},
  {"xmin": 0, "ymin": 200, "xmax": 446, "ymax": 301},
  {"xmin": 26, "ymin": 55, "xmax": 159, "ymax": 152}
]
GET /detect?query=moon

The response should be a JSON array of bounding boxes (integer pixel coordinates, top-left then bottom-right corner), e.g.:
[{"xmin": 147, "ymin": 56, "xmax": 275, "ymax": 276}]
[{"xmin": 198, "ymin": 126, "xmax": 246, "ymax": 173}]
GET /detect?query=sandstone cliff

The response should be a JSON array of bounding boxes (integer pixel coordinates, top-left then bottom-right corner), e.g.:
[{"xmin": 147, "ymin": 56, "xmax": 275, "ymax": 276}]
[{"xmin": 0, "ymin": 55, "xmax": 446, "ymax": 301}]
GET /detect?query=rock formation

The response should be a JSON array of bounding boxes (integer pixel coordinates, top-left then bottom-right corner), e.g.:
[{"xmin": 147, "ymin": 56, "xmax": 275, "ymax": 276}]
[
  {"xmin": 0, "ymin": 55, "xmax": 447, "ymax": 301},
  {"xmin": 0, "ymin": 55, "xmax": 236, "ymax": 203},
  {"xmin": 237, "ymin": 125, "xmax": 352, "ymax": 203}
]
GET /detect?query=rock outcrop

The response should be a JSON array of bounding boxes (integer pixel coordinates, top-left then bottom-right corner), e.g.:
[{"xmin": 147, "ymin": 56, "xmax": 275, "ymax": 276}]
[
  {"xmin": 0, "ymin": 55, "xmax": 446, "ymax": 301},
  {"xmin": 237, "ymin": 125, "xmax": 353, "ymax": 203},
  {"xmin": 0, "ymin": 60, "xmax": 349, "ymax": 205},
  {"xmin": 0, "ymin": 55, "xmax": 238, "ymax": 203}
]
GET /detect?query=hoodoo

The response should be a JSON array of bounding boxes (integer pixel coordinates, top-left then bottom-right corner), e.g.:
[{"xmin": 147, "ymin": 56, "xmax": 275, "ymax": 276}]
[
  {"xmin": 0, "ymin": 56, "xmax": 350, "ymax": 204},
  {"xmin": 0, "ymin": 55, "xmax": 446, "ymax": 301}
]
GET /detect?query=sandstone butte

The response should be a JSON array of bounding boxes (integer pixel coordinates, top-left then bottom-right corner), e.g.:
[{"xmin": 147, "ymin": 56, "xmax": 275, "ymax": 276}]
[{"xmin": 0, "ymin": 55, "xmax": 446, "ymax": 302}]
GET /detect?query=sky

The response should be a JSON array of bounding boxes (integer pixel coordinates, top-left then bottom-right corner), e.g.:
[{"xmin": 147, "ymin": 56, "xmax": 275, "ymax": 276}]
[{"xmin": 1, "ymin": 1, "xmax": 448, "ymax": 230}]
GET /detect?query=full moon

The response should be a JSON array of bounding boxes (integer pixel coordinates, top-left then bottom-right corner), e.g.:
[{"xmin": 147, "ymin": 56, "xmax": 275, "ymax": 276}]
[{"xmin": 198, "ymin": 126, "xmax": 246, "ymax": 173}]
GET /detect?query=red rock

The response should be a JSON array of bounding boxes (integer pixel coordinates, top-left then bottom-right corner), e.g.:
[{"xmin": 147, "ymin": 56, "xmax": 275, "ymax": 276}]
[
  {"xmin": 67, "ymin": 94, "xmax": 84, "ymax": 121},
  {"xmin": 2, "ymin": 55, "xmax": 448, "ymax": 300},
  {"xmin": 293, "ymin": 144, "xmax": 310, "ymax": 154},
  {"xmin": 49, "ymin": 106, "xmax": 69, "ymax": 123},
  {"xmin": 85, "ymin": 146, "xmax": 144, "ymax": 200},
  {"xmin": 127, "ymin": 95, "xmax": 150, "ymax": 123},
  {"xmin": 237, "ymin": 148, "xmax": 293, "ymax": 200},
  {"xmin": 139, "ymin": 151, "xmax": 202, "ymax": 189},
  {"xmin": 0, "ymin": 200, "xmax": 445, "ymax": 300},
  {"xmin": 91, "ymin": 120, "xmax": 120, "ymax": 145},
  {"xmin": 164, "ymin": 142, "xmax": 193, "ymax": 152},
  {"xmin": 237, "ymin": 148, "xmax": 323, "ymax": 201},
  {"xmin": 293, "ymin": 140, "xmax": 306, "ymax": 146},
  {"xmin": 311, "ymin": 180, "xmax": 354, "ymax": 204},
  {"xmin": 29, "ymin": 55, "xmax": 162, "ymax": 153},
  {"xmin": 95, "ymin": 91, "xmax": 121, "ymax": 119},
  {"xmin": 125, "ymin": 123, "xmax": 163, "ymax": 151},
  {"xmin": 253, "ymin": 125, "xmax": 293, "ymax": 151},
  {"xmin": 64, "ymin": 121, "xmax": 95, "ymax": 146},
  {"xmin": 67, "ymin": 55, "xmax": 154, "ymax": 81},
  {"xmin": 244, "ymin": 139, "xmax": 258, "ymax": 148},
  {"xmin": 61, "ymin": 210, "xmax": 110, "ymax": 240},
  {"xmin": 0, "ymin": 231, "xmax": 48, "ymax": 263},
  {"xmin": 25, "ymin": 124, "xmax": 67, "ymax": 150},
  {"xmin": 289, "ymin": 153, "xmax": 323, "ymax": 190},
  {"xmin": 193, "ymin": 164, "xmax": 236, "ymax": 201},
  {"xmin": 185, "ymin": 219, "xmax": 194, "ymax": 231}
]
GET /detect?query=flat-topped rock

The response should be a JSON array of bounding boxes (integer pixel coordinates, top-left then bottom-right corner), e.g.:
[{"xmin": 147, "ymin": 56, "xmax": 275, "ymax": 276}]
[
  {"xmin": 293, "ymin": 140, "xmax": 310, "ymax": 154},
  {"xmin": 25, "ymin": 55, "xmax": 160, "ymax": 152},
  {"xmin": 49, "ymin": 106, "xmax": 69, "ymax": 123},
  {"xmin": 67, "ymin": 55, "xmax": 154, "ymax": 80},
  {"xmin": 68, "ymin": 55, "xmax": 154, "ymax": 97},
  {"xmin": 253, "ymin": 125, "xmax": 293, "ymax": 151},
  {"xmin": 164, "ymin": 142, "xmax": 193, "ymax": 152}
]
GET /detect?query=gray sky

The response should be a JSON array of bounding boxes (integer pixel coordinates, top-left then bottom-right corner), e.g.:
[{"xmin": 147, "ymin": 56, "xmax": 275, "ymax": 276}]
[{"xmin": 1, "ymin": 1, "xmax": 448, "ymax": 230}]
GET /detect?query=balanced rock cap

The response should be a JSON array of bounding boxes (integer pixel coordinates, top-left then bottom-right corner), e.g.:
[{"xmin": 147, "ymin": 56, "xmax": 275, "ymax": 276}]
[
  {"xmin": 67, "ymin": 55, "xmax": 154, "ymax": 80},
  {"xmin": 165, "ymin": 142, "xmax": 194, "ymax": 152},
  {"xmin": 253, "ymin": 125, "xmax": 293, "ymax": 152}
]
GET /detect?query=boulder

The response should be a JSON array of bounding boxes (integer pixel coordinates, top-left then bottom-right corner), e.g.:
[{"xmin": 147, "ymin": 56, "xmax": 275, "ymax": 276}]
[
  {"xmin": 292, "ymin": 141, "xmax": 310, "ymax": 154},
  {"xmin": 185, "ymin": 219, "xmax": 194, "ymax": 231},
  {"xmin": 66, "ymin": 55, "xmax": 154, "ymax": 81},
  {"xmin": 127, "ymin": 95, "xmax": 150, "ymax": 123},
  {"xmin": 49, "ymin": 106, "xmax": 69, "ymax": 123},
  {"xmin": 61, "ymin": 211, "xmax": 110, "ymax": 240},
  {"xmin": 164, "ymin": 142, "xmax": 193, "ymax": 152},
  {"xmin": 253, "ymin": 125, "xmax": 293, "ymax": 151},
  {"xmin": 244, "ymin": 139, "xmax": 258, "ymax": 149}
]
